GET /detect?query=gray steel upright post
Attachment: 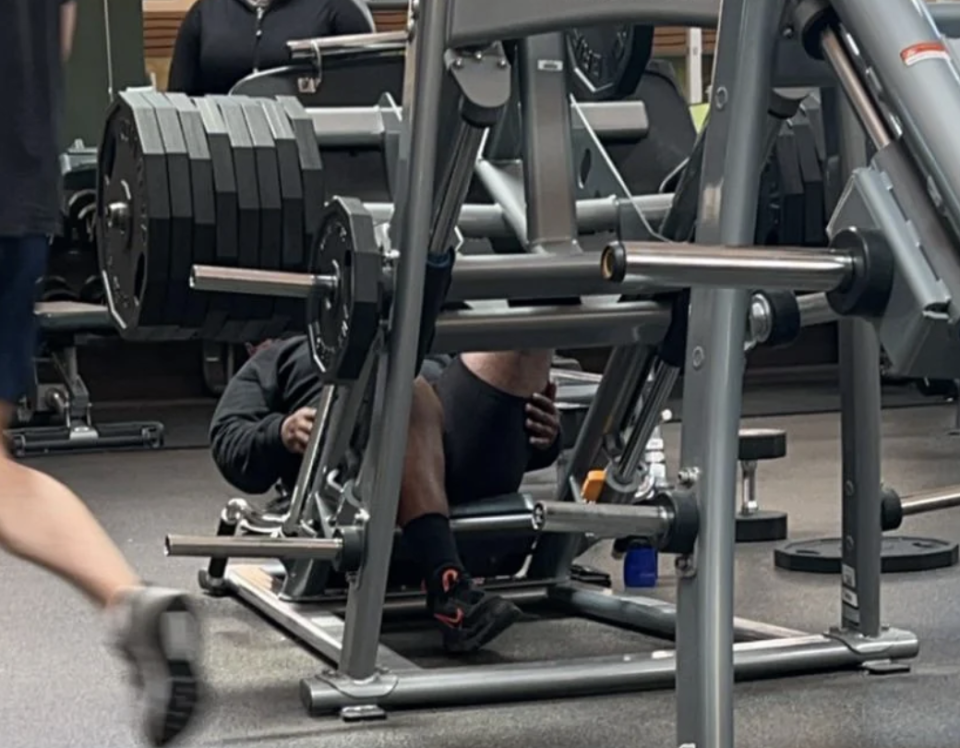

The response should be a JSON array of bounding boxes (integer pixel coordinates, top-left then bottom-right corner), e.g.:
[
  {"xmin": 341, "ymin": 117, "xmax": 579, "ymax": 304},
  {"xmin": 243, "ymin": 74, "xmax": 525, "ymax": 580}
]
[
  {"xmin": 834, "ymin": 97, "xmax": 883, "ymax": 637},
  {"xmin": 674, "ymin": 0, "xmax": 781, "ymax": 745},
  {"xmin": 338, "ymin": 0, "xmax": 449, "ymax": 679},
  {"xmin": 518, "ymin": 33, "xmax": 579, "ymax": 253}
]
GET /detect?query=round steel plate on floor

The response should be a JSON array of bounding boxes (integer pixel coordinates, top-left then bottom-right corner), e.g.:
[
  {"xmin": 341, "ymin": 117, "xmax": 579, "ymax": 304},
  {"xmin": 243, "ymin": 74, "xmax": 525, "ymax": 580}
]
[
  {"xmin": 736, "ymin": 510, "xmax": 788, "ymax": 543},
  {"xmin": 774, "ymin": 535, "xmax": 959, "ymax": 574}
]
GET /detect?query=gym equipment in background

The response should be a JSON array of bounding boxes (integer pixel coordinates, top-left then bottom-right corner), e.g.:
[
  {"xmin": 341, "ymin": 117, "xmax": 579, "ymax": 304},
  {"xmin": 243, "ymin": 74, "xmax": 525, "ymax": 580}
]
[
  {"xmin": 776, "ymin": 485, "xmax": 960, "ymax": 573},
  {"xmin": 735, "ymin": 428, "xmax": 789, "ymax": 543},
  {"xmin": 6, "ymin": 303, "xmax": 164, "ymax": 457},
  {"xmin": 7, "ymin": 140, "xmax": 164, "ymax": 457}
]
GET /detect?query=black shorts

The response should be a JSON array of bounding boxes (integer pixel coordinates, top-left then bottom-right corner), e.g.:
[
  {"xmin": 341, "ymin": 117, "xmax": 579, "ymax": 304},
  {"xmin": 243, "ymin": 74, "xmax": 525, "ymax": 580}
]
[
  {"xmin": 432, "ymin": 357, "xmax": 532, "ymax": 504},
  {"xmin": 0, "ymin": 235, "xmax": 47, "ymax": 406}
]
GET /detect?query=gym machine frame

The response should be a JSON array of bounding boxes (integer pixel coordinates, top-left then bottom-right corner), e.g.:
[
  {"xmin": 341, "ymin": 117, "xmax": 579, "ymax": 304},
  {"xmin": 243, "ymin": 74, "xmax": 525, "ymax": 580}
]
[{"xmin": 159, "ymin": 0, "xmax": 960, "ymax": 745}]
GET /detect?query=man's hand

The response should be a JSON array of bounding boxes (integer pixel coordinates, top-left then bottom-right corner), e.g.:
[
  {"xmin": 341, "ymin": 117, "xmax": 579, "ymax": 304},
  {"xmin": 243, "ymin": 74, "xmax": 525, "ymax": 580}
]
[
  {"xmin": 526, "ymin": 381, "xmax": 560, "ymax": 450},
  {"xmin": 281, "ymin": 407, "xmax": 316, "ymax": 454}
]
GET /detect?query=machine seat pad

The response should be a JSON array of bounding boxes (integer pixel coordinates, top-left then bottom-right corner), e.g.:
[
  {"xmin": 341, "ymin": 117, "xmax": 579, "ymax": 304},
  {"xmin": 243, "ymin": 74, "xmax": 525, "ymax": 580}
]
[
  {"xmin": 449, "ymin": 492, "xmax": 534, "ymax": 521},
  {"xmin": 35, "ymin": 301, "xmax": 112, "ymax": 332}
]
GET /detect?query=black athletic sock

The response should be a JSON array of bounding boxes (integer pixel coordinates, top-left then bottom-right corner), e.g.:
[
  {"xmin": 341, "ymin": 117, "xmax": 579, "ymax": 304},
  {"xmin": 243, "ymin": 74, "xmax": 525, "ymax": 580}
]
[{"xmin": 402, "ymin": 513, "xmax": 463, "ymax": 591}]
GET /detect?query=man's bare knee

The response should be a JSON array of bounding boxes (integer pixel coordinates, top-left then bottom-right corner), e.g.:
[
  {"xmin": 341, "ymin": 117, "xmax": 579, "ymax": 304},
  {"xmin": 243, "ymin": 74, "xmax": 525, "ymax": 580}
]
[{"xmin": 409, "ymin": 376, "xmax": 444, "ymax": 432}]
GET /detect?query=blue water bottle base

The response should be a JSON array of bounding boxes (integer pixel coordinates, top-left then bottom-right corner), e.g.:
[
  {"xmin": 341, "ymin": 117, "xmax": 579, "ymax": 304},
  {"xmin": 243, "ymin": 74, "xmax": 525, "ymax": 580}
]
[{"xmin": 623, "ymin": 545, "xmax": 659, "ymax": 588}]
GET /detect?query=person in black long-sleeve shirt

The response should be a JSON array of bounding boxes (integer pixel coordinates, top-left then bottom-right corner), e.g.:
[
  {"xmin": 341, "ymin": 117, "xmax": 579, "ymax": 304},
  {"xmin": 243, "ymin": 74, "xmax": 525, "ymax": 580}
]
[
  {"xmin": 211, "ymin": 338, "xmax": 561, "ymax": 653},
  {"xmin": 168, "ymin": 0, "xmax": 375, "ymax": 96}
]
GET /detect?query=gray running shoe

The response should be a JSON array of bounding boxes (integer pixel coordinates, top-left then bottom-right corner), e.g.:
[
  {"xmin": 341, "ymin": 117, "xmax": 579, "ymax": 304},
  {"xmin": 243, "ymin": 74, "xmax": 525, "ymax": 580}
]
[{"xmin": 113, "ymin": 587, "xmax": 202, "ymax": 746}]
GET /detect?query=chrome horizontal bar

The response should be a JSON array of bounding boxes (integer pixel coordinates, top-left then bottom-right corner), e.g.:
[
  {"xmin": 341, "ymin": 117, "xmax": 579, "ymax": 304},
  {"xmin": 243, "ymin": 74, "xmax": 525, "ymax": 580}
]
[
  {"xmin": 431, "ymin": 300, "xmax": 671, "ymax": 352},
  {"xmin": 900, "ymin": 484, "xmax": 960, "ymax": 517},
  {"xmin": 164, "ymin": 534, "xmax": 343, "ymax": 560},
  {"xmin": 446, "ymin": 253, "xmax": 657, "ymax": 301},
  {"xmin": 191, "ymin": 266, "xmax": 334, "ymax": 297},
  {"xmin": 288, "ymin": 31, "xmax": 408, "ymax": 59},
  {"xmin": 532, "ymin": 500, "xmax": 673, "ymax": 540},
  {"xmin": 189, "ymin": 266, "xmax": 670, "ymax": 350},
  {"xmin": 449, "ymin": 513, "xmax": 536, "ymax": 533},
  {"xmin": 604, "ymin": 241, "xmax": 856, "ymax": 292},
  {"xmin": 797, "ymin": 292, "xmax": 839, "ymax": 327},
  {"xmin": 365, "ymin": 194, "xmax": 675, "ymax": 239},
  {"xmin": 193, "ymin": 253, "xmax": 660, "ymax": 303},
  {"xmin": 306, "ymin": 100, "xmax": 649, "ymax": 150}
]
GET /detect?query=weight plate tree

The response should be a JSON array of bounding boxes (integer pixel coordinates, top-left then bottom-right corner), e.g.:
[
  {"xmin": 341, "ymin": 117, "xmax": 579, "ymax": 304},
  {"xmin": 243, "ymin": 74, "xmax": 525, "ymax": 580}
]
[{"xmin": 96, "ymin": 90, "xmax": 323, "ymax": 342}]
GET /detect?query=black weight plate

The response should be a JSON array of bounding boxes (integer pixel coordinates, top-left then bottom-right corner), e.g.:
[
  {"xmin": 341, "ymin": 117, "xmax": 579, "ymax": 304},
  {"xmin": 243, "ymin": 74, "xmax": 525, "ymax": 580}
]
[
  {"xmin": 736, "ymin": 510, "xmax": 788, "ymax": 543},
  {"xmin": 259, "ymin": 99, "xmax": 305, "ymax": 273},
  {"xmin": 774, "ymin": 536, "xmax": 959, "ymax": 574},
  {"xmin": 142, "ymin": 91, "xmax": 195, "ymax": 337},
  {"xmin": 607, "ymin": 60, "xmax": 698, "ymax": 197},
  {"xmin": 166, "ymin": 92, "xmax": 221, "ymax": 338},
  {"xmin": 240, "ymin": 98, "xmax": 286, "ymax": 339},
  {"xmin": 307, "ymin": 197, "xmax": 382, "ymax": 382},
  {"xmin": 96, "ymin": 90, "xmax": 171, "ymax": 338},
  {"xmin": 259, "ymin": 97, "xmax": 306, "ymax": 333},
  {"xmin": 566, "ymin": 25, "xmax": 654, "ymax": 102},
  {"xmin": 277, "ymin": 96, "xmax": 325, "ymax": 256},
  {"xmin": 774, "ymin": 125, "xmax": 805, "ymax": 247},
  {"xmin": 195, "ymin": 97, "xmax": 242, "ymax": 342},
  {"xmin": 213, "ymin": 96, "xmax": 269, "ymax": 343}
]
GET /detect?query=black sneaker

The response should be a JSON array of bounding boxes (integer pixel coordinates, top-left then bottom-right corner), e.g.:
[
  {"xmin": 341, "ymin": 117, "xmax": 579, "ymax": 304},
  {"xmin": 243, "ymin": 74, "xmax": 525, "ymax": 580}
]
[
  {"xmin": 428, "ymin": 568, "xmax": 521, "ymax": 655},
  {"xmin": 113, "ymin": 587, "xmax": 202, "ymax": 746}
]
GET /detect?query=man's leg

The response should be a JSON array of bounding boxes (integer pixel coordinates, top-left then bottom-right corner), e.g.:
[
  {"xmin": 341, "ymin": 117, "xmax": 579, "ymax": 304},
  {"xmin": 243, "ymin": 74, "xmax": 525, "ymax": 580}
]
[
  {"xmin": 397, "ymin": 377, "xmax": 521, "ymax": 654},
  {"xmin": 0, "ymin": 235, "xmax": 201, "ymax": 746}
]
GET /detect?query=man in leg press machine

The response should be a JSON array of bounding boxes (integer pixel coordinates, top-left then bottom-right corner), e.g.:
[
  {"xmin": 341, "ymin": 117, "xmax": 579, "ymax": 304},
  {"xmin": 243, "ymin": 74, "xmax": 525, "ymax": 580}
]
[{"xmin": 210, "ymin": 337, "xmax": 563, "ymax": 652}]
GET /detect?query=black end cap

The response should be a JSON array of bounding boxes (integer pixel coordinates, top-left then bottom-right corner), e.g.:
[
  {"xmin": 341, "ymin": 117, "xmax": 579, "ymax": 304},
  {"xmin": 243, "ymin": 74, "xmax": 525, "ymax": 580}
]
[
  {"xmin": 827, "ymin": 227, "xmax": 894, "ymax": 317},
  {"xmin": 881, "ymin": 484, "xmax": 903, "ymax": 532},
  {"xmin": 760, "ymin": 291, "xmax": 802, "ymax": 348},
  {"xmin": 793, "ymin": 0, "xmax": 836, "ymax": 60},
  {"xmin": 657, "ymin": 490, "xmax": 700, "ymax": 555},
  {"xmin": 602, "ymin": 242, "xmax": 628, "ymax": 283},
  {"xmin": 334, "ymin": 526, "xmax": 365, "ymax": 573}
]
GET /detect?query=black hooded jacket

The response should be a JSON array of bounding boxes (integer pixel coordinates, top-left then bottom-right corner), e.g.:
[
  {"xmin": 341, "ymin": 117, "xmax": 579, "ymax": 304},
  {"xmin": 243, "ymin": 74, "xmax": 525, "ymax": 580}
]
[{"xmin": 167, "ymin": 0, "xmax": 375, "ymax": 95}]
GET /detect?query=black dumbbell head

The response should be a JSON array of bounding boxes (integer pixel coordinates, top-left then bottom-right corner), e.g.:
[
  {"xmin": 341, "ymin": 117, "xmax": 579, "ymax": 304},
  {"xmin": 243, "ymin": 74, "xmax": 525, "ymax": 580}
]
[{"xmin": 738, "ymin": 428, "xmax": 788, "ymax": 461}]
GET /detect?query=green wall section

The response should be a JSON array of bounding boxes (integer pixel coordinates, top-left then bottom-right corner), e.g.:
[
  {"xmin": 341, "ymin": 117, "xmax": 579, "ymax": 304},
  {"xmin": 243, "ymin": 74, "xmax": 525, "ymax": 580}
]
[{"xmin": 63, "ymin": 0, "xmax": 149, "ymax": 148}]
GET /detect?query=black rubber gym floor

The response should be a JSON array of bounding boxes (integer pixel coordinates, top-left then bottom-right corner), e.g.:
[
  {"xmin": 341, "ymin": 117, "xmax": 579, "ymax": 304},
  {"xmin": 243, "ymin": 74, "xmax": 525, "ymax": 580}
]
[{"xmin": 5, "ymin": 403, "xmax": 960, "ymax": 747}]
